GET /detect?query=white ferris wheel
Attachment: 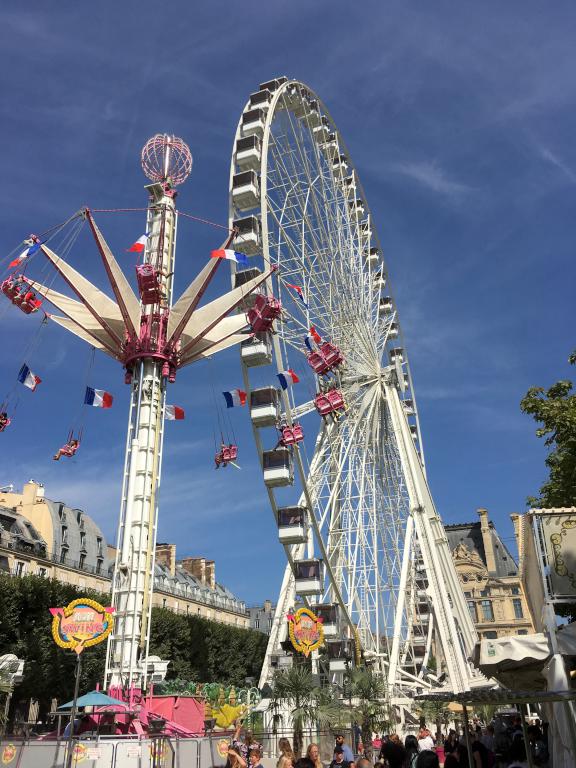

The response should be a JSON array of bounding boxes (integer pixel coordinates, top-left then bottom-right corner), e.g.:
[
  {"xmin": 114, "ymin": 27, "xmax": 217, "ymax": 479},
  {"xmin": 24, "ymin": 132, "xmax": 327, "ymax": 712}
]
[{"xmin": 228, "ymin": 78, "xmax": 478, "ymax": 700}]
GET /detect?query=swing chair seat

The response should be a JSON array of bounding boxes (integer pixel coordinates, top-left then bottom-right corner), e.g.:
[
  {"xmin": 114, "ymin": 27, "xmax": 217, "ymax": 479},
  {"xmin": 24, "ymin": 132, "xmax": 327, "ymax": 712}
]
[
  {"xmin": 247, "ymin": 295, "xmax": 282, "ymax": 333},
  {"xmin": 135, "ymin": 264, "xmax": 163, "ymax": 305},
  {"xmin": 280, "ymin": 424, "xmax": 304, "ymax": 446},
  {"xmin": 0, "ymin": 418, "xmax": 11, "ymax": 432}
]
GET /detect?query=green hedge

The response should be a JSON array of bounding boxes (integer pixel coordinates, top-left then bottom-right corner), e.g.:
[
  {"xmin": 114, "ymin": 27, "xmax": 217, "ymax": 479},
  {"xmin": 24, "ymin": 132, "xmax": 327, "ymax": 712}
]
[{"xmin": 0, "ymin": 574, "xmax": 267, "ymax": 715}]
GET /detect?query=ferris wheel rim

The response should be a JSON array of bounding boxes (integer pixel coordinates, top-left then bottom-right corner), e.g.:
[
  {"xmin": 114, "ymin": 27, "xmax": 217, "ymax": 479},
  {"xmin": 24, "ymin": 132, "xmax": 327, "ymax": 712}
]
[{"xmin": 228, "ymin": 78, "xmax": 430, "ymax": 678}]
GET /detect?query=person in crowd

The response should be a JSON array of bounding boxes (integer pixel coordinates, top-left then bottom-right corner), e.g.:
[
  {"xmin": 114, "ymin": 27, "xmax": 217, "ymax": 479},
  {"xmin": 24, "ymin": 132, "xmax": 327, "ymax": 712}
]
[
  {"xmin": 444, "ymin": 730, "xmax": 459, "ymax": 755},
  {"xmin": 443, "ymin": 755, "xmax": 458, "ymax": 768},
  {"xmin": 329, "ymin": 746, "xmax": 351, "ymax": 768},
  {"xmin": 417, "ymin": 728, "xmax": 434, "ymax": 752},
  {"xmin": 277, "ymin": 738, "xmax": 295, "ymax": 768},
  {"xmin": 415, "ymin": 752, "xmax": 439, "ymax": 768},
  {"xmin": 335, "ymin": 734, "xmax": 355, "ymax": 764},
  {"xmin": 379, "ymin": 736, "xmax": 406, "ymax": 768},
  {"xmin": 306, "ymin": 743, "xmax": 323, "ymax": 768},
  {"xmin": 404, "ymin": 735, "xmax": 419, "ymax": 768},
  {"xmin": 356, "ymin": 759, "xmax": 371, "ymax": 768},
  {"xmin": 227, "ymin": 744, "xmax": 247, "ymax": 768},
  {"xmin": 454, "ymin": 744, "xmax": 469, "ymax": 765},
  {"xmin": 249, "ymin": 749, "xmax": 264, "ymax": 768},
  {"xmin": 232, "ymin": 721, "xmax": 261, "ymax": 763},
  {"xmin": 471, "ymin": 737, "xmax": 491, "ymax": 768},
  {"xmin": 480, "ymin": 725, "xmax": 495, "ymax": 753},
  {"xmin": 527, "ymin": 725, "xmax": 549, "ymax": 766},
  {"xmin": 506, "ymin": 740, "xmax": 528, "ymax": 768}
]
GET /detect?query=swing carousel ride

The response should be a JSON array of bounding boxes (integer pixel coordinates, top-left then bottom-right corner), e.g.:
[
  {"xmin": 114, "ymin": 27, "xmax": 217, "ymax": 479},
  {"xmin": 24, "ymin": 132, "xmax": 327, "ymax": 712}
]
[{"xmin": 0, "ymin": 77, "xmax": 481, "ymax": 733}]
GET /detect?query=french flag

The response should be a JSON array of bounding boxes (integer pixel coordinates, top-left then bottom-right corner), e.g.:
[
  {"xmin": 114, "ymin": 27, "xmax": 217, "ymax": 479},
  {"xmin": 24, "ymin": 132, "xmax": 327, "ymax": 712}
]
[
  {"xmin": 286, "ymin": 283, "xmax": 308, "ymax": 308},
  {"xmin": 277, "ymin": 369, "xmax": 300, "ymax": 390},
  {"xmin": 165, "ymin": 405, "xmax": 185, "ymax": 420},
  {"xmin": 9, "ymin": 240, "xmax": 42, "ymax": 268},
  {"xmin": 84, "ymin": 387, "xmax": 113, "ymax": 408},
  {"xmin": 18, "ymin": 364, "xmax": 41, "ymax": 391},
  {"xmin": 305, "ymin": 326, "xmax": 322, "ymax": 351},
  {"xmin": 126, "ymin": 234, "xmax": 148, "ymax": 253},
  {"xmin": 210, "ymin": 249, "xmax": 248, "ymax": 267},
  {"xmin": 222, "ymin": 389, "xmax": 247, "ymax": 408}
]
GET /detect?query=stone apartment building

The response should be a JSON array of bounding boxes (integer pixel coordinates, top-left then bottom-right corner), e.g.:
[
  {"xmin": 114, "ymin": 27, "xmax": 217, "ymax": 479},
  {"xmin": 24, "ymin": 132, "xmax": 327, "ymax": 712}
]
[
  {"xmin": 445, "ymin": 508, "xmax": 535, "ymax": 640},
  {"xmin": 0, "ymin": 481, "xmax": 249, "ymax": 627}
]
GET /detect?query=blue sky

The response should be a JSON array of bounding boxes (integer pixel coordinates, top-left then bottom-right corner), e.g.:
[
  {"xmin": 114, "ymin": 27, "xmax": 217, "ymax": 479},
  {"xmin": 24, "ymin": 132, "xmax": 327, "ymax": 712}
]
[{"xmin": 0, "ymin": 2, "xmax": 575, "ymax": 605}]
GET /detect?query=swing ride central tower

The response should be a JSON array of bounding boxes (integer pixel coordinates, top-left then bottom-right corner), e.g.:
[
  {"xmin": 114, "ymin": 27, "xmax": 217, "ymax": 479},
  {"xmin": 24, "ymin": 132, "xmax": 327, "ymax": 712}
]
[
  {"xmin": 104, "ymin": 163, "xmax": 179, "ymax": 690},
  {"xmin": 12, "ymin": 133, "xmax": 273, "ymax": 693}
]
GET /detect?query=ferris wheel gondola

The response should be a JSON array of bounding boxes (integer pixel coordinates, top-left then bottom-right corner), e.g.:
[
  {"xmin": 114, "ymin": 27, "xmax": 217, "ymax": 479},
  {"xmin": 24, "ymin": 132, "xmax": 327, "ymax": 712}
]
[{"xmin": 228, "ymin": 78, "xmax": 478, "ymax": 699}]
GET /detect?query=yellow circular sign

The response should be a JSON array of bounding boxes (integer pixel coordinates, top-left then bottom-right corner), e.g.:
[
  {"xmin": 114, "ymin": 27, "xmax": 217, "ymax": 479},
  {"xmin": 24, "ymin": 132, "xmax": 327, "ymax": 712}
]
[
  {"xmin": 50, "ymin": 598, "xmax": 115, "ymax": 654},
  {"xmin": 287, "ymin": 607, "xmax": 324, "ymax": 657},
  {"xmin": 1, "ymin": 744, "xmax": 17, "ymax": 765}
]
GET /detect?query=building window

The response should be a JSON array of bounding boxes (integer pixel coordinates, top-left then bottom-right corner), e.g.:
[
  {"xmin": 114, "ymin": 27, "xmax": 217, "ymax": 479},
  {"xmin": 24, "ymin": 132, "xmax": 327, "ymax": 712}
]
[
  {"xmin": 513, "ymin": 598, "xmax": 524, "ymax": 619},
  {"xmin": 467, "ymin": 601, "xmax": 476, "ymax": 621},
  {"xmin": 96, "ymin": 537, "xmax": 103, "ymax": 556},
  {"xmin": 96, "ymin": 559, "xmax": 102, "ymax": 575},
  {"xmin": 14, "ymin": 561, "xmax": 25, "ymax": 577},
  {"xmin": 61, "ymin": 526, "xmax": 68, "ymax": 544},
  {"xmin": 79, "ymin": 554, "xmax": 86, "ymax": 570},
  {"xmin": 485, "ymin": 631, "xmax": 497, "ymax": 639},
  {"xmin": 77, "ymin": 511, "xmax": 82, "ymax": 525},
  {"xmin": 38, "ymin": 567, "xmax": 47, "ymax": 578},
  {"xmin": 162, "ymin": 598, "xmax": 167, "ymax": 608},
  {"xmin": 518, "ymin": 630, "xmax": 528, "ymax": 635},
  {"xmin": 268, "ymin": 617, "xmax": 273, "ymax": 628},
  {"xmin": 480, "ymin": 587, "xmax": 490, "ymax": 597},
  {"xmin": 60, "ymin": 549, "xmax": 67, "ymax": 564},
  {"xmin": 80, "ymin": 532, "xmax": 86, "ymax": 549},
  {"xmin": 511, "ymin": 586, "xmax": 520, "ymax": 595},
  {"xmin": 480, "ymin": 600, "xmax": 494, "ymax": 621},
  {"xmin": 254, "ymin": 619, "xmax": 260, "ymax": 629},
  {"xmin": 464, "ymin": 591, "xmax": 471, "ymax": 598}
]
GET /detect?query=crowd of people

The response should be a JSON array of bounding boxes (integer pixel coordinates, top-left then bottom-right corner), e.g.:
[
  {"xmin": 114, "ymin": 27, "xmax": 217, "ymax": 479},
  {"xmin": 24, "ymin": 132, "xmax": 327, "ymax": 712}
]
[{"xmin": 226, "ymin": 716, "xmax": 549, "ymax": 768}]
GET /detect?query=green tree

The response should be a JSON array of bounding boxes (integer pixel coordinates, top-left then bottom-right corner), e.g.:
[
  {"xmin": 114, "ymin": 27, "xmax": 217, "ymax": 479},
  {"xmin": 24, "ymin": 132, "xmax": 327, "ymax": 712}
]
[
  {"xmin": 268, "ymin": 664, "xmax": 339, "ymax": 757},
  {"xmin": 520, "ymin": 351, "xmax": 576, "ymax": 507},
  {"xmin": 345, "ymin": 666, "xmax": 389, "ymax": 762}
]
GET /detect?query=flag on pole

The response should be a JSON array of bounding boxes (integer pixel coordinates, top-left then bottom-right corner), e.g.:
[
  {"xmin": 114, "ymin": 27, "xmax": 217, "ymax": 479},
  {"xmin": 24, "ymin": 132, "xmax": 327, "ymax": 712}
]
[
  {"xmin": 126, "ymin": 234, "xmax": 148, "ymax": 253},
  {"xmin": 286, "ymin": 283, "xmax": 308, "ymax": 308},
  {"xmin": 9, "ymin": 240, "xmax": 42, "ymax": 268},
  {"xmin": 17, "ymin": 364, "xmax": 41, "ymax": 391},
  {"xmin": 305, "ymin": 326, "xmax": 322, "ymax": 351},
  {"xmin": 222, "ymin": 389, "xmax": 247, "ymax": 408},
  {"xmin": 277, "ymin": 369, "xmax": 300, "ymax": 390},
  {"xmin": 210, "ymin": 249, "xmax": 248, "ymax": 267},
  {"xmin": 84, "ymin": 387, "xmax": 113, "ymax": 408},
  {"xmin": 165, "ymin": 405, "xmax": 185, "ymax": 420}
]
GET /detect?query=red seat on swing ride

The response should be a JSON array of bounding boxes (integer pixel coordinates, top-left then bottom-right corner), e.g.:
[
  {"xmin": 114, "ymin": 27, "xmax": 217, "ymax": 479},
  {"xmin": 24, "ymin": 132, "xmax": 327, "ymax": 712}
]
[
  {"xmin": 279, "ymin": 423, "xmax": 304, "ymax": 447},
  {"xmin": 314, "ymin": 389, "xmax": 346, "ymax": 417},
  {"xmin": 135, "ymin": 264, "xmax": 163, "ymax": 305},
  {"xmin": 247, "ymin": 293, "xmax": 282, "ymax": 334},
  {"xmin": 53, "ymin": 437, "xmax": 81, "ymax": 461},
  {"xmin": 1, "ymin": 277, "xmax": 42, "ymax": 314},
  {"xmin": 0, "ymin": 413, "xmax": 11, "ymax": 432},
  {"xmin": 215, "ymin": 444, "xmax": 238, "ymax": 468}
]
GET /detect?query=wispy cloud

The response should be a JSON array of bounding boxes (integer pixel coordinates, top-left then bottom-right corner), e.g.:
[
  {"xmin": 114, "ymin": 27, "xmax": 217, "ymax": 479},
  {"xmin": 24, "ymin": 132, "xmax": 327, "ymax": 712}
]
[
  {"xmin": 538, "ymin": 146, "xmax": 576, "ymax": 185},
  {"xmin": 389, "ymin": 160, "xmax": 474, "ymax": 201}
]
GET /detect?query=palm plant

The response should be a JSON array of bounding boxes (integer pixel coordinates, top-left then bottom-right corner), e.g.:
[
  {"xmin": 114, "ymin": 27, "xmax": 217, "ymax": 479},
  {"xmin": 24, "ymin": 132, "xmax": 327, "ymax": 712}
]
[
  {"xmin": 345, "ymin": 666, "xmax": 389, "ymax": 762},
  {"xmin": 268, "ymin": 665, "xmax": 340, "ymax": 757}
]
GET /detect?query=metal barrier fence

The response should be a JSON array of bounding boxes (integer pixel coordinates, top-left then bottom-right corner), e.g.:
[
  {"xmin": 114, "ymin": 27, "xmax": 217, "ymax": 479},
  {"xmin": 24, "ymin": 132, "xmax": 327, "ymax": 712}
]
[{"xmin": 0, "ymin": 729, "xmax": 357, "ymax": 768}]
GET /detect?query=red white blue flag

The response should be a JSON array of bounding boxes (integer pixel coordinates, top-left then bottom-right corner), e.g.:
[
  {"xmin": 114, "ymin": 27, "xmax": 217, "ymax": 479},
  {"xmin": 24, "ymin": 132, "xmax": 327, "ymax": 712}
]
[
  {"xmin": 305, "ymin": 326, "xmax": 322, "ymax": 351},
  {"xmin": 223, "ymin": 389, "xmax": 247, "ymax": 408},
  {"xmin": 9, "ymin": 239, "xmax": 42, "ymax": 268},
  {"xmin": 126, "ymin": 234, "xmax": 148, "ymax": 253},
  {"xmin": 286, "ymin": 283, "xmax": 308, "ymax": 308},
  {"xmin": 277, "ymin": 369, "xmax": 300, "ymax": 390},
  {"xmin": 84, "ymin": 387, "xmax": 113, "ymax": 408},
  {"xmin": 210, "ymin": 249, "xmax": 248, "ymax": 267},
  {"xmin": 165, "ymin": 405, "xmax": 185, "ymax": 420},
  {"xmin": 18, "ymin": 364, "xmax": 41, "ymax": 391}
]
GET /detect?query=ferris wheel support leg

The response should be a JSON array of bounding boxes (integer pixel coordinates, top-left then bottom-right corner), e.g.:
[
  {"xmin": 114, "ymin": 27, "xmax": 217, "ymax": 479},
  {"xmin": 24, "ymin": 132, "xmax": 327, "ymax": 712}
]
[
  {"xmin": 384, "ymin": 382, "xmax": 477, "ymax": 693},
  {"xmin": 387, "ymin": 514, "xmax": 414, "ymax": 694}
]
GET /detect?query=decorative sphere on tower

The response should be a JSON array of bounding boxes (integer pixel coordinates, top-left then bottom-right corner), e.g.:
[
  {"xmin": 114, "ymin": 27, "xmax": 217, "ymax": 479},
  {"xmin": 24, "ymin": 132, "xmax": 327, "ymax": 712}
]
[{"xmin": 141, "ymin": 133, "xmax": 193, "ymax": 186}]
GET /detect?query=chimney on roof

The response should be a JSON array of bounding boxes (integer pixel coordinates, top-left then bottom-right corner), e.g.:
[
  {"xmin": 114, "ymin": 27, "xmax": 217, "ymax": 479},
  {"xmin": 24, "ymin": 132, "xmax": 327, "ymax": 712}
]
[
  {"xmin": 477, "ymin": 508, "xmax": 497, "ymax": 574},
  {"xmin": 180, "ymin": 557, "xmax": 206, "ymax": 585},
  {"xmin": 205, "ymin": 560, "xmax": 215, "ymax": 590},
  {"xmin": 155, "ymin": 543, "xmax": 176, "ymax": 577}
]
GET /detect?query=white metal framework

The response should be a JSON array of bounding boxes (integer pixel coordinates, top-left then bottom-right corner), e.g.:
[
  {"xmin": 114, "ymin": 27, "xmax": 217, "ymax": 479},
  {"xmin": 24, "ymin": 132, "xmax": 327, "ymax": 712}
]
[
  {"xmin": 228, "ymin": 79, "xmax": 478, "ymax": 697},
  {"xmin": 19, "ymin": 135, "xmax": 272, "ymax": 693}
]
